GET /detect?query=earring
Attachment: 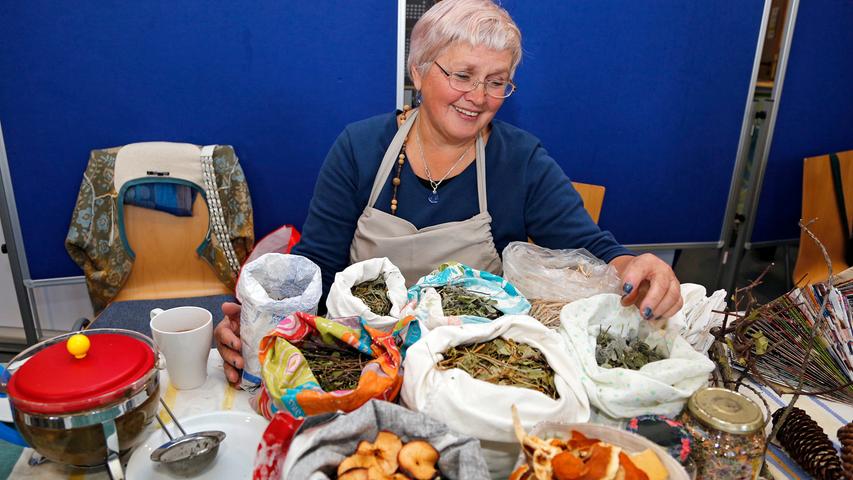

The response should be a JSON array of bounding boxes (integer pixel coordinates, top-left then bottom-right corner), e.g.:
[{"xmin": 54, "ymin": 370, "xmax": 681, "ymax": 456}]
[{"xmin": 415, "ymin": 91, "xmax": 423, "ymax": 107}]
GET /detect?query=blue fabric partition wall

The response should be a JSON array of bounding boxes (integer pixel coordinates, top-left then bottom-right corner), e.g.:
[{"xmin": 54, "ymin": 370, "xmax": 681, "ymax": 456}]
[
  {"xmin": 751, "ymin": 0, "xmax": 853, "ymax": 244},
  {"xmin": 499, "ymin": 1, "xmax": 765, "ymax": 246},
  {"xmin": 0, "ymin": 1, "xmax": 396, "ymax": 280}
]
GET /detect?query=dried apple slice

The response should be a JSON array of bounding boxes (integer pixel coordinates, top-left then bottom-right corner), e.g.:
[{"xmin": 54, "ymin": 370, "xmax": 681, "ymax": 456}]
[
  {"xmin": 350, "ymin": 431, "xmax": 404, "ymax": 475},
  {"xmin": 366, "ymin": 465, "xmax": 393, "ymax": 480},
  {"xmin": 398, "ymin": 440, "xmax": 439, "ymax": 480},
  {"xmin": 339, "ymin": 468, "xmax": 370, "ymax": 480},
  {"xmin": 339, "ymin": 453, "xmax": 380, "ymax": 476},
  {"xmin": 509, "ymin": 464, "xmax": 531, "ymax": 480}
]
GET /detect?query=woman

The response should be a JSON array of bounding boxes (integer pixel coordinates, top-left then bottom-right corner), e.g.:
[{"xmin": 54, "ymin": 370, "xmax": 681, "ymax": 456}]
[{"xmin": 216, "ymin": 0, "xmax": 682, "ymax": 386}]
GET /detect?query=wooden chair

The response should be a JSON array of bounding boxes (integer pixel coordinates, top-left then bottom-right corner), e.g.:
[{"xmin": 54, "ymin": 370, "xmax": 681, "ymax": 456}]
[
  {"xmin": 572, "ymin": 181, "xmax": 606, "ymax": 224},
  {"xmin": 792, "ymin": 150, "xmax": 853, "ymax": 285},
  {"xmin": 113, "ymin": 195, "xmax": 232, "ymax": 302}
]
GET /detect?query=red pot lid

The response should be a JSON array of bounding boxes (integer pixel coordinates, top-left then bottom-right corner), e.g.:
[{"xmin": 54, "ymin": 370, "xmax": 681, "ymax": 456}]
[{"xmin": 8, "ymin": 333, "xmax": 155, "ymax": 414}]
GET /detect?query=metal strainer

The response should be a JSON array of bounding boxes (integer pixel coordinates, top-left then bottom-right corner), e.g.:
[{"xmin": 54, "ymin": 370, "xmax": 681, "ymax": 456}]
[{"xmin": 150, "ymin": 399, "xmax": 226, "ymax": 476}]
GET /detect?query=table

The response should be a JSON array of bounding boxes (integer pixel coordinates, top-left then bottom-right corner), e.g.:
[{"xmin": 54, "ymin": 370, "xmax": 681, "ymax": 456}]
[
  {"xmin": 7, "ymin": 350, "xmax": 260, "ymax": 479},
  {"xmin": 3, "ymin": 345, "xmax": 850, "ymax": 479}
]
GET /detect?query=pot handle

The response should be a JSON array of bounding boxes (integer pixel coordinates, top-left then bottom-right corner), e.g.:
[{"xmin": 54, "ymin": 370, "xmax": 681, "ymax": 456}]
[{"xmin": 102, "ymin": 419, "xmax": 125, "ymax": 480}]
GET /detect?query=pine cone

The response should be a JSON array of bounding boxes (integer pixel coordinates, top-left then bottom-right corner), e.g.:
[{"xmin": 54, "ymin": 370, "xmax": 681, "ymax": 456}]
[
  {"xmin": 772, "ymin": 407, "xmax": 843, "ymax": 480},
  {"xmin": 839, "ymin": 421, "xmax": 853, "ymax": 480}
]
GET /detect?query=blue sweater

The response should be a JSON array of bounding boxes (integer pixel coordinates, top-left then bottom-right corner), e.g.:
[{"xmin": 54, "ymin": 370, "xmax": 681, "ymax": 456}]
[{"xmin": 292, "ymin": 112, "xmax": 633, "ymax": 298}]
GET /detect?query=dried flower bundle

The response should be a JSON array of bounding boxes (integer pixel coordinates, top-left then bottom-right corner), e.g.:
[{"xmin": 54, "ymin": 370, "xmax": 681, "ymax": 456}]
[
  {"xmin": 436, "ymin": 338, "xmax": 558, "ymax": 399},
  {"xmin": 436, "ymin": 285, "xmax": 501, "ymax": 319},
  {"xmin": 303, "ymin": 347, "xmax": 371, "ymax": 392},
  {"xmin": 352, "ymin": 276, "xmax": 392, "ymax": 316}
]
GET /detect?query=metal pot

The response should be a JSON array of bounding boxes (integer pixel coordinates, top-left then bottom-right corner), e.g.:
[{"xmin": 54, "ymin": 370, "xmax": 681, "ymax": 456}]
[{"xmin": 0, "ymin": 329, "xmax": 161, "ymax": 480}]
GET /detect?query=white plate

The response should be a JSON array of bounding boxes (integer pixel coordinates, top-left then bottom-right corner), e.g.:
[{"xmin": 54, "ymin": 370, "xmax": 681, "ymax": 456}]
[{"xmin": 127, "ymin": 410, "xmax": 267, "ymax": 479}]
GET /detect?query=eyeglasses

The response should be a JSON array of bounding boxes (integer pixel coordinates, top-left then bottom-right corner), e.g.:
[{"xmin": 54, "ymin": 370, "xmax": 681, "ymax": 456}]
[{"xmin": 433, "ymin": 62, "xmax": 516, "ymax": 99}]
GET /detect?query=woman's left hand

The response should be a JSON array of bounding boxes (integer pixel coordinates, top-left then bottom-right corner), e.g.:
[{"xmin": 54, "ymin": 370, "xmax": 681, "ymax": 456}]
[{"xmin": 609, "ymin": 254, "xmax": 682, "ymax": 321}]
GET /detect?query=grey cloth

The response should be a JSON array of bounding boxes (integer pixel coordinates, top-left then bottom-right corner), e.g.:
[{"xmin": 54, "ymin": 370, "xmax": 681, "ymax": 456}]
[
  {"xmin": 286, "ymin": 400, "xmax": 490, "ymax": 479},
  {"xmin": 91, "ymin": 294, "xmax": 235, "ymax": 346}
]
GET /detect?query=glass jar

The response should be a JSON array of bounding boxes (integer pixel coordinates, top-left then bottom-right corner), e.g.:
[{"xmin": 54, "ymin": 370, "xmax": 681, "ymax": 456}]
[{"xmin": 679, "ymin": 387, "xmax": 765, "ymax": 480}]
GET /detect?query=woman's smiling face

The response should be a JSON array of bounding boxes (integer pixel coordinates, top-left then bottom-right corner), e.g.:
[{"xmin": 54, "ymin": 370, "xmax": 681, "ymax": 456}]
[{"xmin": 412, "ymin": 42, "xmax": 513, "ymax": 145}]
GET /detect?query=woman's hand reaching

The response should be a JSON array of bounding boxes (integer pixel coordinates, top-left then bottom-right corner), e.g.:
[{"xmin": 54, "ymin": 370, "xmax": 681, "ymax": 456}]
[{"xmin": 610, "ymin": 254, "xmax": 683, "ymax": 323}]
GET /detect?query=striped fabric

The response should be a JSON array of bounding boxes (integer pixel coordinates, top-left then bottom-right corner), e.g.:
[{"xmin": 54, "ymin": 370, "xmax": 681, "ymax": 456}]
[{"xmin": 742, "ymin": 378, "xmax": 852, "ymax": 479}]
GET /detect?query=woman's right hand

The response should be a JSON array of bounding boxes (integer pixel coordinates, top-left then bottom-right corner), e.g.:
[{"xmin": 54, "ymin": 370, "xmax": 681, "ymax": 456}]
[{"xmin": 214, "ymin": 302, "xmax": 243, "ymax": 388}]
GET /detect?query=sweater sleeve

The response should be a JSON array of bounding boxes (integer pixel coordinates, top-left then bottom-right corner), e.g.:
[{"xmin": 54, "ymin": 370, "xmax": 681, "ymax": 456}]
[
  {"xmin": 524, "ymin": 145, "xmax": 634, "ymax": 263},
  {"xmin": 291, "ymin": 128, "xmax": 364, "ymax": 306}
]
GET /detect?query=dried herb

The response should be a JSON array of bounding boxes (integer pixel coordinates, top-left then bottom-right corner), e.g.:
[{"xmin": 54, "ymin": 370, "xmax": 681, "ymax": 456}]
[
  {"xmin": 436, "ymin": 338, "xmax": 558, "ymax": 399},
  {"xmin": 352, "ymin": 276, "xmax": 392, "ymax": 316},
  {"xmin": 595, "ymin": 331, "xmax": 665, "ymax": 370},
  {"xmin": 302, "ymin": 347, "xmax": 371, "ymax": 392},
  {"xmin": 436, "ymin": 285, "xmax": 501, "ymax": 319}
]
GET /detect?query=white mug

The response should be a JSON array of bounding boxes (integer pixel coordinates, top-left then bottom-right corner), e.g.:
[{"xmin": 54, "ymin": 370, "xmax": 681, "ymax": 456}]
[{"xmin": 149, "ymin": 306, "xmax": 213, "ymax": 390}]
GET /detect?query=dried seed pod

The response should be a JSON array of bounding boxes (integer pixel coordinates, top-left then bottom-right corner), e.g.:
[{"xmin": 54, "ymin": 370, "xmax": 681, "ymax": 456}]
[
  {"xmin": 838, "ymin": 421, "xmax": 853, "ymax": 480},
  {"xmin": 772, "ymin": 407, "xmax": 843, "ymax": 480}
]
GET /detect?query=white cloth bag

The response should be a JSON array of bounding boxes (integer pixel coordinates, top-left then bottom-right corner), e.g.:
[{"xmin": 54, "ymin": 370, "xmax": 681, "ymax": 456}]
[
  {"xmin": 559, "ymin": 293, "xmax": 714, "ymax": 419},
  {"xmin": 236, "ymin": 253, "xmax": 322, "ymax": 391},
  {"xmin": 326, "ymin": 257, "xmax": 409, "ymax": 331},
  {"xmin": 402, "ymin": 316, "xmax": 590, "ymax": 479}
]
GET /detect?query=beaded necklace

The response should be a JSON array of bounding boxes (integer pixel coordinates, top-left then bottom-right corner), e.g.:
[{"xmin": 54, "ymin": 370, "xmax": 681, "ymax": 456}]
[{"xmin": 389, "ymin": 106, "xmax": 412, "ymax": 215}]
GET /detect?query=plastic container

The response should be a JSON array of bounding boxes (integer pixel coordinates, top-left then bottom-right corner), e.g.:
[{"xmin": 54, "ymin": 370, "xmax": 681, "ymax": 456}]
[{"xmin": 513, "ymin": 421, "xmax": 691, "ymax": 480}]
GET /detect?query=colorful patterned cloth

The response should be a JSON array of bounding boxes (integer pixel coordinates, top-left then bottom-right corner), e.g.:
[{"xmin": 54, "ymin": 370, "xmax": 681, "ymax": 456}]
[
  {"xmin": 64, "ymin": 144, "xmax": 254, "ymax": 311},
  {"xmin": 252, "ymin": 312, "xmax": 410, "ymax": 420},
  {"xmin": 405, "ymin": 262, "xmax": 531, "ymax": 332}
]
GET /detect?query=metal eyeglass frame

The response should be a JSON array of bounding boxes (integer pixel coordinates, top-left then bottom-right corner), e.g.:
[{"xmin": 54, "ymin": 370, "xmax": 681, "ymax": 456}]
[{"xmin": 433, "ymin": 61, "xmax": 517, "ymax": 99}]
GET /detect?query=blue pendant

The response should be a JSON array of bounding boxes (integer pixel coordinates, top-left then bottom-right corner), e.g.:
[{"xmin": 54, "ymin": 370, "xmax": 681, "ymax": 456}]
[{"xmin": 428, "ymin": 191, "xmax": 439, "ymax": 204}]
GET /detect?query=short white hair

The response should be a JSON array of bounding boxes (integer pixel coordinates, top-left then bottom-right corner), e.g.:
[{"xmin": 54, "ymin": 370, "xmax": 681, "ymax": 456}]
[{"xmin": 408, "ymin": 0, "xmax": 522, "ymax": 79}]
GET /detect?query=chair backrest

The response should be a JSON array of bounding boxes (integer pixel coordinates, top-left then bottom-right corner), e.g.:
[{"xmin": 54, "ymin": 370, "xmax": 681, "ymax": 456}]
[
  {"xmin": 113, "ymin": 196, "xmax": 231, "ymax": 302},
  {"xmin": 792, "ymin": 150, "xmax": 853, "ymax": 284},
  {"xmin": 572, "ymin": 181, "xmax": 606, "ymax": 224}
]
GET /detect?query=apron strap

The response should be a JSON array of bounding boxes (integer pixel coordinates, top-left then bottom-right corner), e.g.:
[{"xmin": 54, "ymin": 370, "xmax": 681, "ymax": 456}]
[{"xmin": 368, "ymin": 108, "xmax": 488, "ymax": 215}]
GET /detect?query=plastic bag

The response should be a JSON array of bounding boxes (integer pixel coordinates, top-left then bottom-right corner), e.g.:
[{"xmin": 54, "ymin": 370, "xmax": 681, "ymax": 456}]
[
  {"xmin": 404, "ymin": 262, "xmax": 530, "ymax": 334},
  {"xmin": 254, "ymin": 400, "xmax": 490, "ymax": 480},
  {"xmin": 559, "ymin": 293, "xmax": 714, "ymax": 419},
  {"xmin": 502, "ymin": 241, "xmax": 622, "ymax": 302},
  {"xmin": 251, "ymin": 312, "xmax": 409, "ymax": 420},
  {"xmin": 243, "ymin": 224, "xmax": 300, "ymax": 266},
  {"xmin": 326, "ymin": 257, "xmax": 411, "ymax": 331},
  {"xmin": 236, "ymin": 253, "xmax": 322, "ymax": 391},
  {"xmin": 401, "ymin": 316, "xmax": 590, "ymax": 478}
]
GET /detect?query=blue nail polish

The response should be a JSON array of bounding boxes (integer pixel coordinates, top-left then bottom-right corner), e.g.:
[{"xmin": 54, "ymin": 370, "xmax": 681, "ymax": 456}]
[
  {"xmin": 623, "ymin": 283, "xmax": 634, "ymax": 295},
  {"xmin": 643, "ymin": 307, "xmax": 653, "ymax": 319}
]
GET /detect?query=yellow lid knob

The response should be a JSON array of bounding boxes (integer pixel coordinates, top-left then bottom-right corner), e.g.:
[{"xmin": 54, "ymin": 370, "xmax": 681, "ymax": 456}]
[{"xmin": 66, "ymin": 333, "xmax": 91, "ymax": 359}]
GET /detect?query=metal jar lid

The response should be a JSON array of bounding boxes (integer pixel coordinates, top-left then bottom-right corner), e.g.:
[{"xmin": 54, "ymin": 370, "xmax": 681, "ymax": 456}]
[{"xmin": 687, "ymin": 387, "xmax": 764, "ymax": 435}]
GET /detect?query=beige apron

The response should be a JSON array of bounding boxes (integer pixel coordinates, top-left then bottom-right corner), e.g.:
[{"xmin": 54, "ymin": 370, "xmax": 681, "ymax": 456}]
[{"xmin": 349, "ymin": 110, "xmax": 502, "ymax": 284}]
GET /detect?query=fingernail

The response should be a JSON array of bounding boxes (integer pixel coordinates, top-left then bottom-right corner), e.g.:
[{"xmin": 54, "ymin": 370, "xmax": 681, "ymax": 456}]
[
  {"xmin": 643, "ymin": 307, "xmax": 653, "ymax": 319},
  {"xmin": 622, "ymin": 283, "xmax": 634, "ymax": 295}
]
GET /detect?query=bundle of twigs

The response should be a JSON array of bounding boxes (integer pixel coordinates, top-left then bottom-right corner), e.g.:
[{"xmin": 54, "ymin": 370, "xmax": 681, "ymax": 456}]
[
  {"xmin": 528, "ymin": 299, "xmax": 566, "ymax": 328},
  {"xmin": 352, "ymin": 276, "xmax": 392, "ymax": 316},
  {"xmin": 302, "ymin": 347, "xmax": 371, "ymax": 392},
  {"xmin": 708, "ymin": 220, "xmax": 852, "ymax": 475},
  {"xmin": 436, "ymin": 337, "xmax": 558, "ymax": 399}
]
